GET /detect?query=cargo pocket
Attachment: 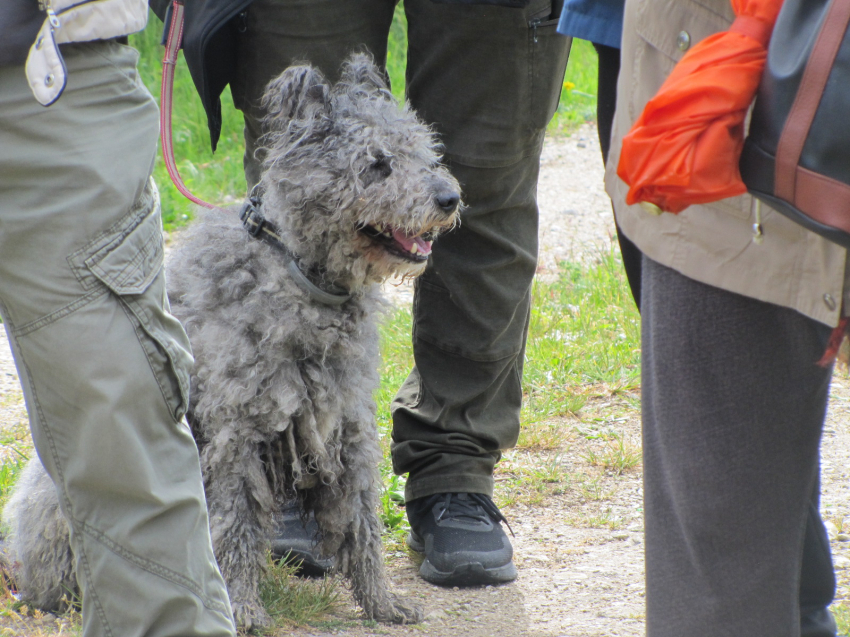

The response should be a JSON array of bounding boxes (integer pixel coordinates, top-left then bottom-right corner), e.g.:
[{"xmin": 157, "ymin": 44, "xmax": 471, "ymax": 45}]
[{"xmin": 81, "ymin": 185, "xmax": 193, "ymax": 422}]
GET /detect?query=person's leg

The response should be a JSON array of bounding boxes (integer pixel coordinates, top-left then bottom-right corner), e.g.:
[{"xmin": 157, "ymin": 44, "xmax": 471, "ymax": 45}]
[
  {"xmin": 594, "ymin": 42, "xmax": 619, "ymax": 164},
  {"xmin": 640, "ymin": 256, "xmax": 835, "ymax": 637},
  {"xmin": 0, "ymin": 42, "xmax": 234, "ymax": 637},
  {"xmin": 394, "ymin": 0, "xmax": 569, "ymax": 508},
  {"xmin": 391, "ymin": 0, "xmax": 570, "ymax": 584},
  {"xmin": 231, "ymin": 0, "xmax": 398, "ymax": 191},
  {"xmin": 593, "ymin": 41, "xmax": 642, "ymax": 308},
  {"xmin": 799, "ymin": 482, "xmax": 837, "ymax": 637}
]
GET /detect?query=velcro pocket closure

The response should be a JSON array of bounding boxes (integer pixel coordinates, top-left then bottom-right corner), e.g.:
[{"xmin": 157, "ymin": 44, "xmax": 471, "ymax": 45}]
[
  {"xmin": 66, "ymin": 183, "xmax": 191, "ymax": 422},
  {"xmin": 85, "ymin": 201, "xmax": 164, "ymax": 295}
]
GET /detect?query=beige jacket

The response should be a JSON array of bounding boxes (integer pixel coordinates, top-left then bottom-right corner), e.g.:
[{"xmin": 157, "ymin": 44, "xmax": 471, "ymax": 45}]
[
  {"xmin": 605, "ymin": 0, "xmax": 848, "ymax": 327},
  {"xmin": 25, "ymin": 0, "xmax": 148, "ymax": 106}
]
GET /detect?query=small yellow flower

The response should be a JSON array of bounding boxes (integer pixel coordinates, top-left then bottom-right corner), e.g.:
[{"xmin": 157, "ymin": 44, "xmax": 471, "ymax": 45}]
[{"xmin": 563, "ymin": 81, "xmax": 576, "ymax": 92}]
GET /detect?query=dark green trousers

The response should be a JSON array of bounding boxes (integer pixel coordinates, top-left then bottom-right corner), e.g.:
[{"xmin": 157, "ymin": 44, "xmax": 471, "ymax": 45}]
[{"xmin": 231, "ymin": 0, "xmax": 571, "ymax": 501}]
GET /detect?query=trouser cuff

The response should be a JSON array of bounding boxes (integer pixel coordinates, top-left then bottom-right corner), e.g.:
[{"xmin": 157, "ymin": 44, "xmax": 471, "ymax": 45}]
[{"xmin": 404, "ymin": 472, "xmax": 494, "ymax": 503}]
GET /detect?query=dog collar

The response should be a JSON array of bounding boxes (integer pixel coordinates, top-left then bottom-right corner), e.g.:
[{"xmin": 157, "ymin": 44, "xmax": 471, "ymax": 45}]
[{"xmin": 239, "ymin": 198, "xmax": 352, "ymax": 306}]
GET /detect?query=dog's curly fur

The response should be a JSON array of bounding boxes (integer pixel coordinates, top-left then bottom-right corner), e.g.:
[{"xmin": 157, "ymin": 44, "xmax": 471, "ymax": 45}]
[{"xmin": 1, "ymin": 53, "xmax": 460, "ymax": 630}]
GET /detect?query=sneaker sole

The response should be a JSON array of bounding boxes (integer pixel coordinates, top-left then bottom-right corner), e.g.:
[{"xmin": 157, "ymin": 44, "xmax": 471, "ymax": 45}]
[
  {"xmin": 407, "ymin": 532, "xmax": 517, "ymax": 586},
  {"xmin": 419, "ymin": 559, "xmax": 518, "ymax": 586},
  {"xmin": 270, "ymin": 543, "xmax": 335, "ymax": 577}
]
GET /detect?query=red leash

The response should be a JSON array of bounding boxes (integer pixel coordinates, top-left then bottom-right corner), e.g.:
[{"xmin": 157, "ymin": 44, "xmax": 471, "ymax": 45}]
[{"xmin": 160, "ymin": 0, "xmax": 216, "ymax": 210}]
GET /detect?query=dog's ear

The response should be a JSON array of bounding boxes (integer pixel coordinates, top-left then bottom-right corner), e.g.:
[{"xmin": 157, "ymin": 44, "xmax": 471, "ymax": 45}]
[
  {"xmin": 261, "ymin": 64, "xmax": 332, "ymax": 134},
  {"xmin": 338, "ymin": 52, "xmax": 391, "ymax": 95}
]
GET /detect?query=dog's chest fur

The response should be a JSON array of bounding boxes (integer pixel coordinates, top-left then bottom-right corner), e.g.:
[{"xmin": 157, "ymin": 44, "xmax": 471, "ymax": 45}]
[{"xmin": 167, "ymin": 213, "xmax": 383, "ymax": 486}]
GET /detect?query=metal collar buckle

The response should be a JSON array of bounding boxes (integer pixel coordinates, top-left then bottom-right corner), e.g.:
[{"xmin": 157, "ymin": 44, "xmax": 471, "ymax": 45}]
[{"xmin": 239, "ymin": 197, "xmax": 265, "ymax": 237}]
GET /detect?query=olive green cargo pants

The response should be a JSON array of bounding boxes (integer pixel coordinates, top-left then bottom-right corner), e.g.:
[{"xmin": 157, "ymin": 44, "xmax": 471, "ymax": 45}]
[
  {"xmin": 231, "ymin": 0, "xmax": 570, "ymax": 501},
  {"xmin": 0, "ymin": 41, "xmax": 235, "ymax": 637}
]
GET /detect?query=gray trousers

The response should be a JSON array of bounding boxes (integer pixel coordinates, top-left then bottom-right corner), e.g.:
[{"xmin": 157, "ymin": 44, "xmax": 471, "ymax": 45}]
[
  {"xmin": 230, "ymin": 0, "xmax": 571, "ymax": 501},
  {"xmin": 641, "ymin": 257, "xmax": 837, "ymax": 637},
  {"xmin": 0, "ymin": 42, "xmax": 235, "ymax": 637}
]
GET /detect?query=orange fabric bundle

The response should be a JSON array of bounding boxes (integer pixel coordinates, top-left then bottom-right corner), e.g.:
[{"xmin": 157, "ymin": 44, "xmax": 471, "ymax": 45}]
[{"xmin": 617, "ymin": 0, "xmax": 783, "ymax": 213}]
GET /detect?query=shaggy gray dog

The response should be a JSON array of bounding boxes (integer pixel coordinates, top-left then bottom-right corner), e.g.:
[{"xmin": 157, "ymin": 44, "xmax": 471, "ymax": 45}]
[{"xmin": 2, "ymin": 53, "xmax": 460, "ymax": 630}]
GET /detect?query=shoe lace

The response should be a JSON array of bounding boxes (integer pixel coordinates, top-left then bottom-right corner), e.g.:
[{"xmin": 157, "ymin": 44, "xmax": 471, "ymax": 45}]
[{"xmin": 433, "ymin": 493, "xmax": 515, "ymax": 537}]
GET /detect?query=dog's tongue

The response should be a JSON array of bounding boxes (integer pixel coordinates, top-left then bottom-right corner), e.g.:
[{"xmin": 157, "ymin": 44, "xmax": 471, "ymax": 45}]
[{"xmin": 392, "ymin": 229, "xmax": 432, "ymax": 256}]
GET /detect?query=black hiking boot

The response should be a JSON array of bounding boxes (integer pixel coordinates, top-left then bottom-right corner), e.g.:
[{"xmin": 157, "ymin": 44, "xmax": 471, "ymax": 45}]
[
  {"xmin": 406, "ymin": 492, "xmax": 516, "ymax": 586},
  {"xmin": 270, "ymin": 503, "xmax": 335, "ymax": 577}
]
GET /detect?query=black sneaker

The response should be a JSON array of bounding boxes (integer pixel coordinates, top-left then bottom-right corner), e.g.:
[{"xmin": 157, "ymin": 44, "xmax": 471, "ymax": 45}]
[
  {"xmin": 406, "ymin": 492, "xmax": 517, "ymax": 586},
  {"xmin": 270, "ymin": 503, "xmax": 335, "ymax": 577}
]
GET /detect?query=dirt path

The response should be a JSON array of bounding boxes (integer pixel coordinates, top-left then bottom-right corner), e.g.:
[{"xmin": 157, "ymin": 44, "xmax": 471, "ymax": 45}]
[{"xmin": 3, "ymin": 125, "xmax": 850, "ymax": 636}]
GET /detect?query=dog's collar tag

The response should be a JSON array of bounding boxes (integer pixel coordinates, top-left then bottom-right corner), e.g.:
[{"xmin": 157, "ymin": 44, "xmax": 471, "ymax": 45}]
[{"xmin": 239, "ymin": 198, "xmax": 352, "ymax": 307}]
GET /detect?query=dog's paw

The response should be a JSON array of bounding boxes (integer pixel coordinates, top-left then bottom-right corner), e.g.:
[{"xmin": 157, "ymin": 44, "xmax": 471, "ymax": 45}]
[
  {"xmin": 369, "ymin": 593, "xmax": 423, "ymax": 624},
  {"xmin": 231, "ymin": 600, "xmax": 271, "ymax": 632}
]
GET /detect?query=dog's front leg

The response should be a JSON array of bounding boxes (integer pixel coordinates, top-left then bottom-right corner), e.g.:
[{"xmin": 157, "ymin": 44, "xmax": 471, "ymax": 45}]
[
  {"xmin": 201, "ymin": 435, "xmax": 275, "ymax": 631},
  {"xmin": 309, "ymin": 452, "xmax": 423, "ymax": 624}
]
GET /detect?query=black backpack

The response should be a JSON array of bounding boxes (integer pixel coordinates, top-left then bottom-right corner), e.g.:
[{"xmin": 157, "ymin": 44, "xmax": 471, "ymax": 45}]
[{"xmin": 740, "ymin": 0, "xmax": 850, "ymax": 247}]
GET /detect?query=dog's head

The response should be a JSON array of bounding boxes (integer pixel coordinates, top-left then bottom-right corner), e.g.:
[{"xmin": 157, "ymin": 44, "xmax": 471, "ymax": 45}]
[{"xmin": 258, "ymin": 53, "xmax": 461, "ymax": 287}]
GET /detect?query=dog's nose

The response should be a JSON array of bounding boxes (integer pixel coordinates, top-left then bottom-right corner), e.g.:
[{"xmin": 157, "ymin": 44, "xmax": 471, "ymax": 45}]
[{"xmin": 435, "ymin": 191, "xmax": 460, "ymax": 215}]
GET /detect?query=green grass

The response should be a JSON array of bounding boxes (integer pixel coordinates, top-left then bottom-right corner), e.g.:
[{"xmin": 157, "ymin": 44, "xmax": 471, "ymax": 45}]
[
  {"xmin": 522, "ymin": 249, "xmax": 641, "ymax": 421},
  {"xmin": 551, "ymin": 38, "xmax": 600, "ymax": 132},
  {"xmin": 258, "ymin": 554, "xmax": 341, "ymax": 631},
  {"xmin": 580, "ymin": 433, "xmax": 642, "ymax": 475},
  {"xmin": 386, "ymin": 3, "xmax": 408, "ymax": 101},
  {"xmin": 0, "ymin": 397, "xmax": 29, "ymax": 517},
  {"xmin": 131, "ymin": 8, "xmax": 600, "ymax": 231},
  {"xmin": 0, "ymin": 457, "xmax": 24, "ymax": 516},
  {"xmin": 834, "ymin": 603, "xmax": 850, "ymax": 635}
]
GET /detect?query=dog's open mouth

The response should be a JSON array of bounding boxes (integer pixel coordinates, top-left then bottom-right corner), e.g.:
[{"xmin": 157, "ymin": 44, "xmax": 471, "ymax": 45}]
[{"xmin": 358, "ymin": 224, "xmax": 435, "ymax": 263}]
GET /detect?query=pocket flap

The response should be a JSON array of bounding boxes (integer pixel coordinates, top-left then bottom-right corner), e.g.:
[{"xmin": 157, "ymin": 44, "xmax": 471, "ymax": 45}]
[
  {"xmin": 636, "ymin": 0, "xmax": 733, "ymax": 63},
  {"xmin": 86, "ymin": 205, "xmax": 164, "ymax": 296}
]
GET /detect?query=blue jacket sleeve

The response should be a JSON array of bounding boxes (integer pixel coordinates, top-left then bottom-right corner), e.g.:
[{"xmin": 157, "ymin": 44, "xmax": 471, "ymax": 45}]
[{"xmin": 557, "ymin": 0, "xmax": 625, "ymax": 48}]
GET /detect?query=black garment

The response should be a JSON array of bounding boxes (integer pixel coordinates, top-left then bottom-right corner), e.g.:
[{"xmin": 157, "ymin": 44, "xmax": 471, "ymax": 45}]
[
  {"xmin": 593, "ymin": 41, "xmax": 642, "ymax": 309},
  {"xmin": 0, "ymin": 1, "xmax": 43, "ymax": 67},
  {"xmin": 151, "ymin": 0, "xmax": 252, "ymax": 151}
]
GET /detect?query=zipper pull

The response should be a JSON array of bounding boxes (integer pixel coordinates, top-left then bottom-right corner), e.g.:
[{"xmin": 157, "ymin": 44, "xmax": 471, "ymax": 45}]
[
  {"xmin": 752, "ymin": 199, "xmax": 764, "ymax": 245},
  {"xmin": 44, "ymin": 1, "xmax": 61, "ymax": 27}
]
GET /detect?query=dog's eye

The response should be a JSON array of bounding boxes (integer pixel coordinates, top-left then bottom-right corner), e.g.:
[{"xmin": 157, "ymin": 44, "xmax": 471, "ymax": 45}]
[{"xmin": 370, "ymin": 156, "xmax": 393, "ymax": 179}]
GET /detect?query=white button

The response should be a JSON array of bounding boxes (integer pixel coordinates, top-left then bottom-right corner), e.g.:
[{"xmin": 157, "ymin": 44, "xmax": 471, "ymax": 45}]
[
  {"xmin": 44, "ymin": 74, "xmax": 54, "ymax": 87},
  {"xmin": 677, "ymin": 31, "xmax": 691, "ymax": 51}
]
